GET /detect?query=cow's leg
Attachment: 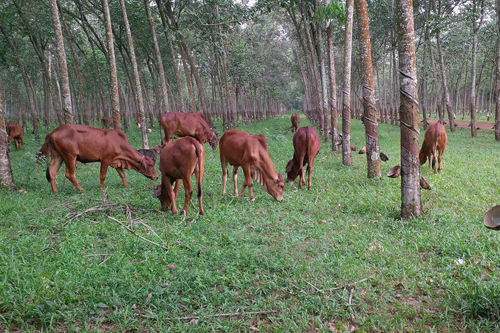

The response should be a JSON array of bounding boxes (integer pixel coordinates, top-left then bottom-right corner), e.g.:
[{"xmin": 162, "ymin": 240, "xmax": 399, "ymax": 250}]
[
  {"xmin": 432, "ymin": 148, "xmax": 438, "ymax": 174},
  {"xmin": 438, "ymin": 147, "xmax": 445, "ymax": 171},
  {"xmin": 298, "ymin": 155, "xmax": 305, "ymax": 189},
  {"xmin": 221, "ymin": 157, "xmax": 228, "ymax": 196},
  {"xmin": 232, "ymin": 166, "xmax": 239, "ymax": 196},
  {"xmin": 165, "ymin": 178, "xmax": 178, "ymax": 215},
  {"xmin": 100, "ymin": 163, "xmax": 109, "ymax": 190},
  {"xmin": 241, "ymin": 165, "xmax": 255, "ymax": 201},
  {"xmin": 64, "ymin": 156, "xmax": 83, "ymax": 191},
  {"xmin": 307, "ymin": 159, "xmax": 316, "ymax": 190},
  {"xmin": 181, "ymin": 177, "xmax": 193, "ymax": 216},
  {"xmin": 173, "ymin": 180, "xmax": 181, "ymax": 198},
  {"xmin": 48, "ymin": 155, "xmax": 63, "ymax": 193},
  {"xmin": 116, "ymin": 167, "xmax": 129, "ymax": 188},
  {"xmin": 15, "ymin": 138, "xmax": 20, "ymax": 150}
]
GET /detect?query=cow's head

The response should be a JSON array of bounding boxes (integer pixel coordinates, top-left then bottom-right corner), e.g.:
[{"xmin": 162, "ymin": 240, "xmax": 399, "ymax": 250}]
[
  {"xmin": 419, "ymin": 150, "xmax": 426, "ymax": 165},
  {"xmin": 139, "ymin": 156, "xmax": 158, "ymax": 180},
  {"xmin": 285, "ymin": 159, "xmax": 300, "ymax": 184},
  {"xmin": 152, "ymin": 184, "xmax": 171, "ymax": 211},
  {"xmin": 267, "ymin": 173, "xmax": 285, "ymax": 202},
  {"xmin": 209, "ymin": 131, "xmax": 219, "ymax": 150}
]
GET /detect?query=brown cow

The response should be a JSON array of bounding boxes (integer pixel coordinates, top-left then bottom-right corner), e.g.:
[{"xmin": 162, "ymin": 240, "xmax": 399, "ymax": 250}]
[
  {"xmin": 6, "ymin": 121, "xmax": 24, "ymax": 150},
  {"xmin": 286, "ymin": 127, "xmax": 320, "ymax": 189},
  {"xmin": 39, "ymin": 124, "xmax": 157, "ymax": 193},
  {"xmin": 220, "ymin": 129, "xmax": 285, "ymax": 201},
  {"xmin": 290, "ymin": 113, "xmax": 300, "ymax": 133},
  {"xmin": 160, "ymin": 112, "xmax": 218, "ymax": 149},
  {"xmin": 137, "ymin": 145, "xmax": 163, "ymax": 163},
  {"xmin": 419, "ymin": 122, "xmax": 448, "ymax": 173},
  {"xmin": 152, "ymin": 137, "xmax": 205, "ymax": 216},
  {"xmin": 101, "ymin": 116, "xmax": 113, "ymax": 129}
]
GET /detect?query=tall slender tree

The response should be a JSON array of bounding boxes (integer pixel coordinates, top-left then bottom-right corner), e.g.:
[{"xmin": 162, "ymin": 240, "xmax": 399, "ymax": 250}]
[
  {"xmin": 496, "ymin": 0, "xmax": 500, "ymax": 141},
  {"xmin": 470, "ymin": 0, "xmax": 485, "ymax": 137},
  {"xmin": 0, "ymin": 89, "xmax": 15, "ymax": 190},
  {"xmin": 102, "ymin": 0, "xmax": 121, "ymax": 130},
  {"xmin": 50, "ymin": 0, "xmax": 73, "ymax": 124},
  {"xmin": 356, "ymin": 0, "xmax": 381, "ymax": 178},
  {"xmin": 326, "ymin": 4, "xmax": 339, "ymax": 153},
  {"xmin": 397, "ymin": 0, "xmax": 422, "ymax": 218},
  {"xmin": 342, "ymin": 0, "xmax": 353, "ymax": 166},
  {"xmin": 120, "ymin": 0, "xmax": 148, "ymax": 148},
  {"xmin": 144, "ymin": 0, "xmax": 169, "ymax": 115}
]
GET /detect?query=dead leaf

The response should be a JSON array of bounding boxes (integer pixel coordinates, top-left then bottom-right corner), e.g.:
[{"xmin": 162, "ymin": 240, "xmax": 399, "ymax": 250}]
[
  {"xmin": 395, "ymin": 294, "xmax": 402, "ymax": 299},
  {"xmin": 481, "ymin": 272, "xmax": 490, "ymax": 281},
  {"xmin": 146, "ymin": 293, "xmax": 153, "ymax": 302},
  {"xmin": 250, "ymin": 326, "xmax": 259, "ymax": 332},
  {"xmin": 132, "ymin": 304, "xmax": 136, "ymax": 309},
  {"xmin": 166, "ymin": 264, "xmax": 176, "ymax": 270},
  {"xmin": 406, "ymin": 297, "xmax": 419, "ymax": 306},
  {"xmin": 318, "ymin": 219, "xmax": 326, "ymax": 224},
  {"xmin": 329, "ymin": 321, "xmax": 337, "ymax": 332}
]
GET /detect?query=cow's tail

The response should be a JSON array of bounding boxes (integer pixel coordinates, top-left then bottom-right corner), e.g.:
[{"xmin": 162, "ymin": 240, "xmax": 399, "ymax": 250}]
[
  {"xmin": 38, "ymin": 134, "xmax": 53, "ymax": 181},
  {"xmin": 305, "ymin": 126, "xmax": 310, "ymax": 164},
  {"xmin": 194, "ymin": 142, "xmax": 204, "ymax": 199}
]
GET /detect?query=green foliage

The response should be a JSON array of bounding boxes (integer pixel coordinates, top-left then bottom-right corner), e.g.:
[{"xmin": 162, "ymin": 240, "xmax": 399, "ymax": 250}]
[
  {"xmin": 1, "ymin": 115, "xmax": 500, "ymax": 330},
  {"xmin": 315, "ymin": 1, "xmax": 346, "ymax": 24}
]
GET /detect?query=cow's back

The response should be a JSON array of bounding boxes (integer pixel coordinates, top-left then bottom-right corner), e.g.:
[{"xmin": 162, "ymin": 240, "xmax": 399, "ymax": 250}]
[{"xmin": 220, "ymin": 130, "xmax": 264, "ymax": 165}]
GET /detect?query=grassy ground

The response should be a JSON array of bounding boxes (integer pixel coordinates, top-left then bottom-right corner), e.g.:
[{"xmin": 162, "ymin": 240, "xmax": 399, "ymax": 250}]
[{"xmin": 1, "ymin": 114, "xmax": 500, "ymax": 332}]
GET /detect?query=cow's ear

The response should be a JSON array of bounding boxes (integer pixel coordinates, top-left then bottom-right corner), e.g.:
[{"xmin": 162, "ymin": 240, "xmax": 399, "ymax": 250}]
[
  {"xmin": 152, "ymin": 186, "xmax": 162, "ymax": 198},
  {"xmin": 285, "ymin": 161, "xmax": 293, "ymax": 173}
]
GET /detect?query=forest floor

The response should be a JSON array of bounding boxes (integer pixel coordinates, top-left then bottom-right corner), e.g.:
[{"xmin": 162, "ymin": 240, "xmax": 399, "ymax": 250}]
[
  {"xmin": 1, "ymin": 114, "xmax": 500, "ymax": 331},
  {"xmin": 427, "ymin": 119, "xmax": 495, "ymax": 130}
]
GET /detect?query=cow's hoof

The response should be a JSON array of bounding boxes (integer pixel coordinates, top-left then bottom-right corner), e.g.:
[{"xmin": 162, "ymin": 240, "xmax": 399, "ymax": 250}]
[
  {"xmin": 199, "ymin": 211, "xmax": 205, "ymax": 216},
  {"xmin": 181, "ymin": 210, "xmax": 187, "ymax": 217},
  {"xmin": 172, "ymin": 210, "xmax": 178, "ymax": 216},
  {"xmin": 249, "ymin": 196, "xmax": 256, "ymax": 201}
]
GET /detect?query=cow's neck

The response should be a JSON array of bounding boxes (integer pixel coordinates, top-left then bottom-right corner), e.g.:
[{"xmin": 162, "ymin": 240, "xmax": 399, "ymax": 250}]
[
  {"xmin": 116, "ymin": 146, "xmax": 143, "ymax": 170},
  {"xmin": 255, "ymin": 152, "xmax": 278, "ymax": 187}
]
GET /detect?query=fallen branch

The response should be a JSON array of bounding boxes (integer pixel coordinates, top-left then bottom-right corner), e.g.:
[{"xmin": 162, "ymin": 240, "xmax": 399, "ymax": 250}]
[
  {"xmin": 83, "ymin": 253, "xmax": 113, "ymax": 258},
  {"xmin": 162, "ymin": 310, "xmax": 279, "ymax": 321},
  {"xmin": 105, "ymin": 215, "xmax": 169, "ymax": 252},
  {"xmin": 326, "ymin": 277, "xmax": 372, "ymax": 291}
]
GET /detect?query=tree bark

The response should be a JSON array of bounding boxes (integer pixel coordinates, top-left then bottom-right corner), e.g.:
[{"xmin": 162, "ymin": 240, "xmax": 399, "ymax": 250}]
[
  {"xmin": 356, "ymin": 0, "xmax": 381, "ymax": 178},
  {"xmin": 397, "ymin": 0, "xmax": 422, "ymax": 218},
  {"xmin": 50, "ymin": 0, "xmax": 73, "ymax": 124},
  {"xmin": 342, "ymin": 0, "xmax": 353, "ymax": 166},
  {"xmin": 144, "ymin": 0, "xmax": 169, "ymax": 115},
  {"xmin": 327, "ymin": 22, "xmax": 339, "ymax": 153},
  {"xmin": 0, "ymin": 89, "xmax": 15, "ymax": 190},
  {"xmin": 119, "ymin": 0, "xmax": 148, "ymax": 148},
  {"xmin": 470, "ymin": 0, "xmax": 484, "ymax": 137},
  {"xmin": 102, "ymin": 0, "xmax": 121, "ymax": 129},
  {"xmin": 496, "ymin": 0, "xmax": 500, "ymax": 140},
  {"xmin": 318, "ymin": 26, "xmax": 330, "ymax": 141},
  {"xmin": 436, "ymin": 30, "xmax": 456, "ymax": 131}
]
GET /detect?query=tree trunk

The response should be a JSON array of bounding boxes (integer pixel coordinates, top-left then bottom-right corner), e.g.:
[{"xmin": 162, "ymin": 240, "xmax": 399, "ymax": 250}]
[
  {"xmin": 356, "ymin": 0, "xmax": 381, "ymax": 178},
  {"xmin": 429, "ymin": 45, "xmax": 443, "ymax": 123},
  {"xmin": 470, "ymin": 0, "xmax": 482, "ymax": 137},
  {"xmin": 342, "ymin": 0, "xmax": 353, "ymax": 166},
  {"xmin": 120, "ymin": 0, "xmax": 148, "ymax": 148},
  {"xmin": 327, "ymin": 22, "xmax": 339, "ymax": 153},
  {"xmin": 436, "ymin": 30, "xmax": 456, "ymax": 132},
  {"xmin": 102, "ymin": 0, "xmax": 121, "ymax": 130},
  {"xmin": 318, "ymin": 26, "xmax": 330, "ymax": 141},
  {"xmin": 0, "ymin": 89, "xmax": 15, "ymax": 190},
  {"xmin": 397, "ymin": 0, "xmax": 422, "ymax": 218},
  {"xmin": 50, "ymin": 0, "xmax": 73, "ymax": 124},
  {"xmin": 144, "ymin": 0, "xmax": 169, "ymax": 115}
]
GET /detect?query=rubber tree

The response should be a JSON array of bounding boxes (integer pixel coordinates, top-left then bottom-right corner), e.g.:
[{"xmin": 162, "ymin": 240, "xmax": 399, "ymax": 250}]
[
  {"xmin": 102, "ymin": 0, "xmax": 121, "ymax": 130},
  {"xmin": 120, "ymin": 0, "xmax": 148, "ymax": 148},
  {"xmin": 50, "ymin": 0, "xmax": 73, "ymax": 124},
  {"xmin": 397, "ymin": 0, "xmax": 422, "ymax": 218},
  {"xmin": 496, "ymin": 0, "xmax": 500, "ymax": 141},
  {"xmin": 0, "ymin": 89, "xmax": 15, "ymax": 190},
  {"xmin": 355, "ymin": 0, "xmax": 381, "ymax": 178},
  {"xmin": 341, "ymin": 0, "xmax": 353, "ymax": 166}
]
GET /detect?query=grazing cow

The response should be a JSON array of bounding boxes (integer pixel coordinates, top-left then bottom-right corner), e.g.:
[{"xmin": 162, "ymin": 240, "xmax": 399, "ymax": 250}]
[
  {"xmin": 6, "ymin": 121, "xmax": 24, "ymax": 150},
  {"xmin": 160, "ymin": 112, "xmax": 218, "ymax": 149},
  {"xmin": 220, "ymin": 129, "xmax": 285, "ymax": 201},
  {"xmin": 419, "ymin": 122, "xmax": 448, "ymax": 173},
  {"xmin": 39, "ymin": 124, "xmax": 157, "ymax": 193},
  {"xmin": 101, "ymin": 116, "xmax": 113, "ymax": 129},
  {"xmin": 137, "ymin": 145, "xmax": 163, "ymax": 163},
  {"xmin": 152, "ymin": 137, "xmax": 205, "ymax": 216},
  {"xmin": 285, "ymin": 127, "xmax": 320, "ymax": 189},
  {"xmin": 290, "ymin": 113, "xmax": 300, "ymax": 133}
]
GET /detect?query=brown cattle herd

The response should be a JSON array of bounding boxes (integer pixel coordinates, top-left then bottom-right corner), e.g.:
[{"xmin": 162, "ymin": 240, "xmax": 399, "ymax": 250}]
[{"xmin": 3, "ymin": 111, "xmax": 447, "ymax": 215}]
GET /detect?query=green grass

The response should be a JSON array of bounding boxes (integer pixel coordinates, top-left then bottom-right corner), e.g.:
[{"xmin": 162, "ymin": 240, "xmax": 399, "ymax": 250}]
[{"xmin": 2, "ymin": 114, "xmax": 500, "ymax": 331}]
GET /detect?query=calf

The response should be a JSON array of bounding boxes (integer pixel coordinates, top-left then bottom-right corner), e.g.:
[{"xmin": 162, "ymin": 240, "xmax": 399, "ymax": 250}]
[
  {"xmin": 39, "ymin": 124, "xmax": 157, "ymax": 193},
  {"xmin": 160, "ymin": 112, "xmax": 218, "ymax": 149},
  {"xmin": 286, "ymin": 127, "xmax": 321, "ymax": 189},
  {"xmin": 290, "ymin": 113, "xmax": 300, "ymax": 133},
  {"xmin": 419, "ymin": 122, "xmax": 447, "ymax": 173},
  {"xmin": 101, "ymin": 116, "xmax": 113, "ymax": 129},
  {"xmin": 6, "ymin": 121, "xmax": 24, "ymax": 150},
  {"xmin": 220, "ymin": 129, "xmax": 285, "ymax": 201},
  {"xmin": 152, "ymin": 137, "xmax": 205, "ymax": 216},
  {"xmin": 137, "ymin": 145, "xmax": 163, "ymax": 163}
]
